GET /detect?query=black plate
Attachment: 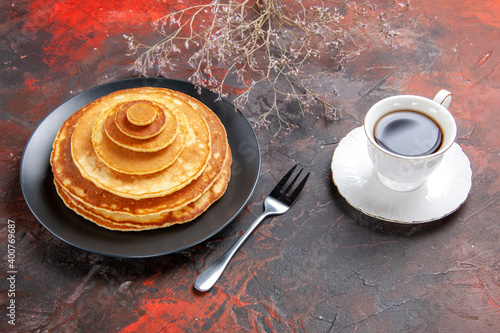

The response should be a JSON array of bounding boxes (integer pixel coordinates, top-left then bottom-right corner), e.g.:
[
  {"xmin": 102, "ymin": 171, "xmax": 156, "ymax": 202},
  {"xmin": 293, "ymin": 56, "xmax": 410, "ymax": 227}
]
[{"xmin": 20, "ymin": 78, "xmax": 261, "ymax": 258}]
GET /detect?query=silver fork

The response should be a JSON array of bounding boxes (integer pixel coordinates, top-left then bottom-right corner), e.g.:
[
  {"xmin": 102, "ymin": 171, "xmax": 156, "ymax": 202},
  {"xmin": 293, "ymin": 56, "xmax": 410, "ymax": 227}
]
[{"xmin": 194, "ymin": 165, "xmax": 310, "ymax": 292}]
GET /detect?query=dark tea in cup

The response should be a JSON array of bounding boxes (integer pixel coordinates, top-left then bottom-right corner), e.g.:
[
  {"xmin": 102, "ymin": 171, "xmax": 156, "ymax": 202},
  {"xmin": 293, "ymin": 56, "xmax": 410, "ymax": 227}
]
[{"xmin": 373, "ymin": 110, "xmax": 442, "ymax": 157}]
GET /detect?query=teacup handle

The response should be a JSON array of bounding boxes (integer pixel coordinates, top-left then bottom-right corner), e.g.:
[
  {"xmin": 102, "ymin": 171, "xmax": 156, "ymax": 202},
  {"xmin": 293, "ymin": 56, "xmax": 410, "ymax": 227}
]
[{"xmin": 433, "ymin": 89, "xmax": 452, "ymax": 109}]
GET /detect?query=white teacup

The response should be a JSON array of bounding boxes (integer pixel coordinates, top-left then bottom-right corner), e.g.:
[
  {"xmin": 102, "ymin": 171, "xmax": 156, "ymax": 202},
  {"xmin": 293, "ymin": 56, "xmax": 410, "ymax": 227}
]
[{"xmin": 364, "ymin": 90, "xmax": 457, "ymax": 191}]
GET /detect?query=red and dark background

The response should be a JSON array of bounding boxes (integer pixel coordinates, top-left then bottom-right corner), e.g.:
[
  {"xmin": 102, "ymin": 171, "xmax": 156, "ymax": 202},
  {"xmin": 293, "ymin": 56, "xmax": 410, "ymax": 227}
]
[{"xmin": 1, "ymin": 0, "xmax": 499, "ymax": 331}]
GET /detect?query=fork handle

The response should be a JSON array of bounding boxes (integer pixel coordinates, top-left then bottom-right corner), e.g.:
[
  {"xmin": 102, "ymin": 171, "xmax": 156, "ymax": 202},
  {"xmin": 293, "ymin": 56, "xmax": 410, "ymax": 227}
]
[{"xmin": 194, "ymin": 210, "xmax": 276, "ymax": 292}]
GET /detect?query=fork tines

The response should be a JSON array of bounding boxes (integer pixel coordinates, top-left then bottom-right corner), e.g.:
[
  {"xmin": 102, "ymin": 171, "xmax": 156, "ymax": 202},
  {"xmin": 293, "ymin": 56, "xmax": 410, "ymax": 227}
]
[{"xmin": 270, "ymin": 165, "xmax": 310, "ymax": 205}]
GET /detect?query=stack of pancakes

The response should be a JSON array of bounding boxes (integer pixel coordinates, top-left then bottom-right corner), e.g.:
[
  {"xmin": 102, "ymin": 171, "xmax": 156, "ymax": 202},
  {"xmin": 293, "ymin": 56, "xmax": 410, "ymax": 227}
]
[{"xmin": 50, "ymin": 87, "xmax": 232, "ymax": 231}]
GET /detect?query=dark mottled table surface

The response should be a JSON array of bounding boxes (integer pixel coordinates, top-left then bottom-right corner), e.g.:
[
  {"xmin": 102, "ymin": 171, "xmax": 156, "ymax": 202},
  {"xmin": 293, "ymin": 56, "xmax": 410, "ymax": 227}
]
[{"xmin": 1, "ymin": 0, "xmax": 499, "ymax": 332}]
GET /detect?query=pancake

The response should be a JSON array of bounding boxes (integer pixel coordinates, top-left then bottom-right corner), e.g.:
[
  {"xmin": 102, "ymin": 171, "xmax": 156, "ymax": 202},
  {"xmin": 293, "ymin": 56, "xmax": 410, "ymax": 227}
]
[
  {"xmin": 114, "ymin": 100, "xmax": 169, "ymax": 139},
  {"xmin": 70, "ymin": 88, "xmax": 212, "ymax": 199},
  {"xmin": 54, "ymin": 150, "xmax": 231, "ymax": 230},
  {"xmin": 52, "ymin": 90, "xmax": 229, "ymax": 215},
  {"xmin": 54, "ymin": 181, "xmax": 143, "ymax": 231},
  {"xmin": 50, "ymin": 86, "xmax": 232, "ymax": 232},
  {"xmin": 122, "ymin": 100, "xmax": 158, "ymax": 126},
  {"xmin": 92, "ymin": 106, "xmax": 188, "ymax": 175},
  {"xmin": 105, "ymin": 102, "xmax": 179, "ymax": 152}
]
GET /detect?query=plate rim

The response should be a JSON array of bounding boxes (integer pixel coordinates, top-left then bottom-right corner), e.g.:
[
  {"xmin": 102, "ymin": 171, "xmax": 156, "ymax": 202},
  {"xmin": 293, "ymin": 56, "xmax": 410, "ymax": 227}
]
[{"xmin": 20, "ymin": 77, "xmax": 261, "ymax": 257}]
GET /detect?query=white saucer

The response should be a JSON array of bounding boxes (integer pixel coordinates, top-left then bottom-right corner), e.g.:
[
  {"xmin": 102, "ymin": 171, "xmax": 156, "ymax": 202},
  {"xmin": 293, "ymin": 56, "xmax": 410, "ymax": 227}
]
[{"xmin": 331, "ymin": 127, "xmax": 472, "ymax": 223}]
